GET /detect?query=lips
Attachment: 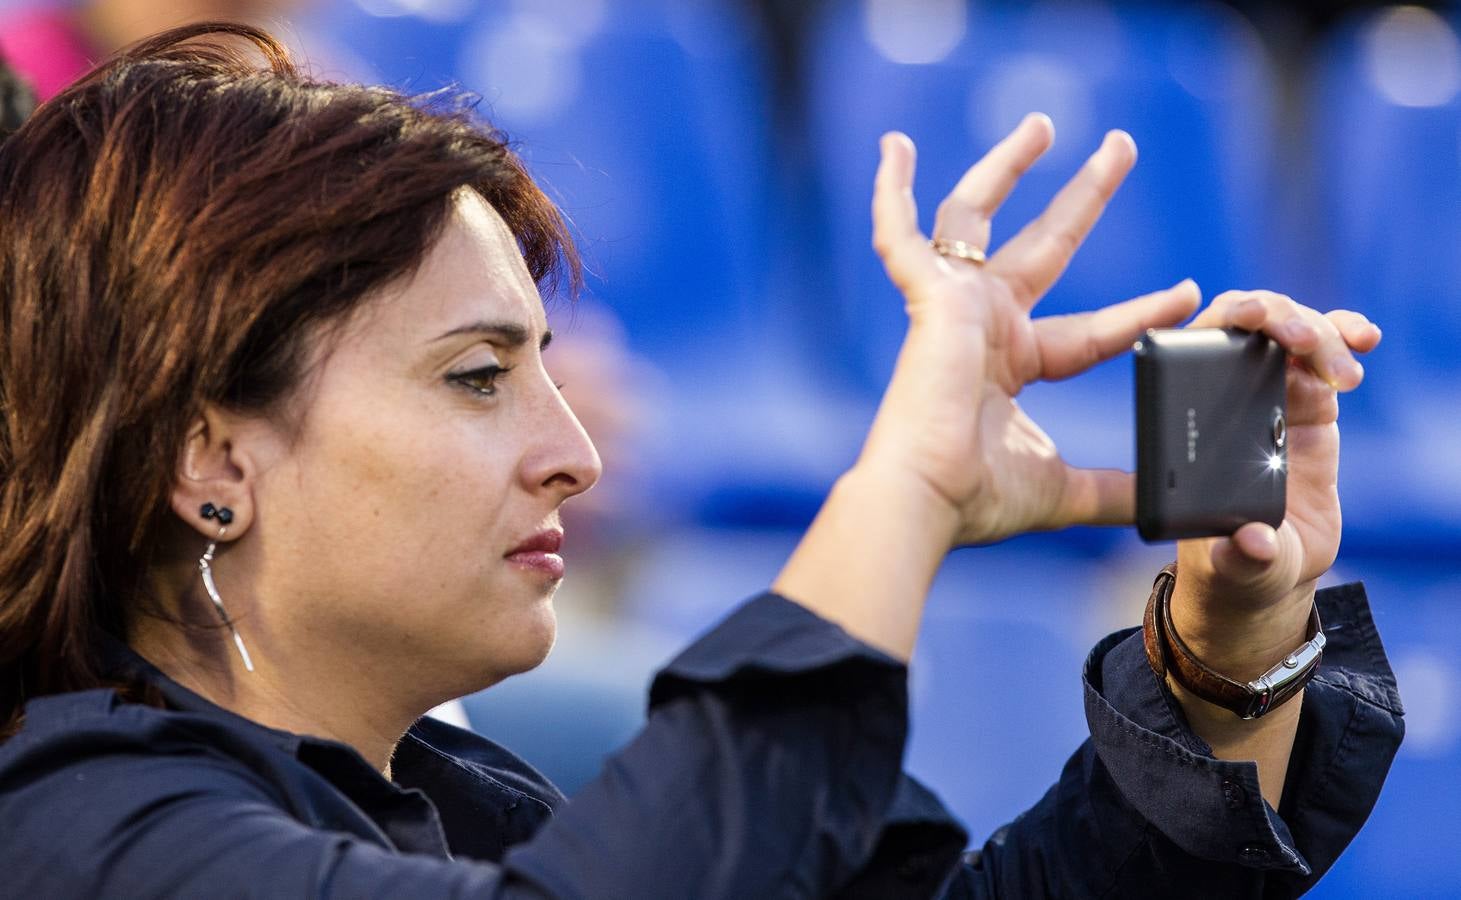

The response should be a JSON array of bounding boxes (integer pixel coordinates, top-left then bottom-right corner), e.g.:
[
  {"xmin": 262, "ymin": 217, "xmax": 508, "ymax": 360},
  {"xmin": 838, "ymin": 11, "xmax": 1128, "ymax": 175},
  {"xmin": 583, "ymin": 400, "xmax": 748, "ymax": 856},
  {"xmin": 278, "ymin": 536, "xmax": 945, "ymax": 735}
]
[
  {"xmin": 505, "ymin": 528, "xmax": 565, "ymax": 579},
  {"xmin": 506, "ymin": 529, "xmax": 563, "ymax": 556}
]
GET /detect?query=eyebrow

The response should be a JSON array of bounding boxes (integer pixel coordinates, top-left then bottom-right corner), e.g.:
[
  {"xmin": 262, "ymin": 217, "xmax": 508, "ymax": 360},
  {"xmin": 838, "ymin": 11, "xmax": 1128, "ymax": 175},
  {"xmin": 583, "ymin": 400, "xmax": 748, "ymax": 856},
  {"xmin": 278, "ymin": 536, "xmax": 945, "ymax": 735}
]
[{"xmin": 431, "ymin": 320, "xmax": 553, "ymax": 351}]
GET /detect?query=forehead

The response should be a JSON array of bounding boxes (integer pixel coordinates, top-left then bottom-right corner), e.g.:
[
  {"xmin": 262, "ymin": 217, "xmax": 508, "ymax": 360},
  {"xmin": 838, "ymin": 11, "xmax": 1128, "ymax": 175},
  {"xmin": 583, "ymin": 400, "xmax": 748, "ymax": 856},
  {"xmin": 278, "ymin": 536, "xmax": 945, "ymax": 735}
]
[{"xmin": 350, "ymin": 190, "xmax": 545, "ymax": 348}]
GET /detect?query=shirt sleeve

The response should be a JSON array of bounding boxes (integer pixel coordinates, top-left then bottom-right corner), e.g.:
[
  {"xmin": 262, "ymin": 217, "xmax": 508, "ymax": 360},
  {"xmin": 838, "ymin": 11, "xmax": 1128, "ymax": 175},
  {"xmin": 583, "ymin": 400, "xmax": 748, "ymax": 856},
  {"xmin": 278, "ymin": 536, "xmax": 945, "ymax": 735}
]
[
  {"xmin": 503, "ymin": 593, "xmax": 918, "ymax": 896},
  {"xmin": 934, "ymin": 579, "xmax": 1405, "ymax": 899},
  {"xmin": 0, "ymin": 593, "xmax": 921, "ymax": 899}
]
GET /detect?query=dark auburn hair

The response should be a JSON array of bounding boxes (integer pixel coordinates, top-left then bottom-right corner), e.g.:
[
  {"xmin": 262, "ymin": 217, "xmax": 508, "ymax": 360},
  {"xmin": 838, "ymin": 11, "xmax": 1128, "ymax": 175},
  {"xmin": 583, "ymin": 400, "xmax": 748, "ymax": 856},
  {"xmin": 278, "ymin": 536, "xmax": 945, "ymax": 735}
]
[{"xmin": 0, "ymin": 22, "xmax": 578, "ymax": 738}]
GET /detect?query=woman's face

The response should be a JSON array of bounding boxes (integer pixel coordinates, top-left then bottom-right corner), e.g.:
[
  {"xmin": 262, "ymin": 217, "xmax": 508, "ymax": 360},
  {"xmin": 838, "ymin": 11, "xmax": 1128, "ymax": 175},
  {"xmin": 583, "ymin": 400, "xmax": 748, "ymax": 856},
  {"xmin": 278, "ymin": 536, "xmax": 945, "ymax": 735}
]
[{"xmin": 230, "ymin": 190, "xmax": 601, "ymax": 702}]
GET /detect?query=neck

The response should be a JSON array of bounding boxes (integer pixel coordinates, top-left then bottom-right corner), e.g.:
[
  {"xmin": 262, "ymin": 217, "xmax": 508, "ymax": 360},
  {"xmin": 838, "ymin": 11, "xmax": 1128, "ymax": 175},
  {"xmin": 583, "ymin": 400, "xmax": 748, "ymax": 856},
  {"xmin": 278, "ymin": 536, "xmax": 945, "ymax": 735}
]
[{"xmin": 128, "ymin": 606, "xmax": 421, "ymax": 776}]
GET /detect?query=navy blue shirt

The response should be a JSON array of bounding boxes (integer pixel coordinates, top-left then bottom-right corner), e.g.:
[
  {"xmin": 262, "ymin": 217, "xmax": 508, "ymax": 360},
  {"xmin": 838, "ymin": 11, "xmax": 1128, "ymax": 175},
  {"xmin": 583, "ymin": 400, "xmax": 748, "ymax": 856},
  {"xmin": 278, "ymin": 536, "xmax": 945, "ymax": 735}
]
[{"xmin": 0, "ymin": 578, "xmax": 1402, "ymax": 897}]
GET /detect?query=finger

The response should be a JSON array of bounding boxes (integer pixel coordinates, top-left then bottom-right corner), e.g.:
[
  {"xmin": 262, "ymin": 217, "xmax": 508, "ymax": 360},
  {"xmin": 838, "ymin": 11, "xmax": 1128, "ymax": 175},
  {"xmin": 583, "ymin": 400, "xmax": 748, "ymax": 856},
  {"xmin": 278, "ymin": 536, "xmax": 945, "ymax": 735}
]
[
  {"xmin": 1191, "ymin": 290, "xmax": 1282, "ymax": 335},
  {"xmin": 1035, "ymin": 278, "xmax": 1201, "ymax": 381},
  {"xmin": 1057, "ymin": 466, "xmax": 1134, "ymax": 527},
  {"xmin": 1325, "ymin": 309, "xmax": 1382, "ymax": 353},
  {"xmin": 1286, "ymin": 365, "xmax": 1340, "ymax": 427},
  {"xmin": 932, "ymin": 113, "xmax": 1054, "ymax": 248},
  {"xmin": 987, "ymin": 130, "xmax": 1138, "ymax": 309},
  {"xmin": 871, "ymin": 132, "xmax": 939, "ymax": 291},
  {"xmin": 1192, "ymin": 290, "xmax": 1363, "ymax": 391}
]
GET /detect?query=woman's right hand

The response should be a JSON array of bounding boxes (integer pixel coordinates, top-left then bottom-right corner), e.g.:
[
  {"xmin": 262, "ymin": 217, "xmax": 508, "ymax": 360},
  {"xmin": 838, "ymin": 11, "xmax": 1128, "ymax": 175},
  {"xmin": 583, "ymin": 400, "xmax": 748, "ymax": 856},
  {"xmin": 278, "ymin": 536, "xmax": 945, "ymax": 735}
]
[{"xmin": 857, "ymin": 114, "xmax": 1200, "ymax": 547}]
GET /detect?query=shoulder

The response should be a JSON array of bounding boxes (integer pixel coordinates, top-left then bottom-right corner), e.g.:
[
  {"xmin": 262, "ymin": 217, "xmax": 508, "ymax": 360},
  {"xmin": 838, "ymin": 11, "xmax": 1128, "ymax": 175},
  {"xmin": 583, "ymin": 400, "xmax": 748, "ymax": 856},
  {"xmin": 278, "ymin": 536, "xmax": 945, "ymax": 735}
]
[
  {"xmin": 6, "ymin": 686, "xmax": 291, "ymax": 769},
  {"xmin": 0, "ymin": 690, "xmax": 302, "ymax": 893},
  {"xmin": 1, "ymin": 687, "xmax": 294, "ymax": 804},
  {"xmin": 0, "ymin": 689, "xmax": 304, "ymax": 839}
]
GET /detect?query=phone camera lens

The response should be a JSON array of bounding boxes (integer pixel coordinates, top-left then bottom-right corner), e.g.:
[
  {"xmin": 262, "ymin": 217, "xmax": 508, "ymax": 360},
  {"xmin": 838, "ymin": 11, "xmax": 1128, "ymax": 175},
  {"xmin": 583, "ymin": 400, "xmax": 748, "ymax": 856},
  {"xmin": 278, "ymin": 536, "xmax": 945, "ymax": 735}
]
[{"xmin": 1272, "ymin": 410, "xmax": 1287, "ymax": 449}]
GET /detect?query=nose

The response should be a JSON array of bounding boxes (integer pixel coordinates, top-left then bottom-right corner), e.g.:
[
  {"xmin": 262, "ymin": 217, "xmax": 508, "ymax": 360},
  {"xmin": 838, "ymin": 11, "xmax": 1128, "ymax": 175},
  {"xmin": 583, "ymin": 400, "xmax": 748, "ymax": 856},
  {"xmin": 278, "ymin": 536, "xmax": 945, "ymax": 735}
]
[{"xmin": 521, "ymin": 372, "xmax": 602, "ymax": 501}]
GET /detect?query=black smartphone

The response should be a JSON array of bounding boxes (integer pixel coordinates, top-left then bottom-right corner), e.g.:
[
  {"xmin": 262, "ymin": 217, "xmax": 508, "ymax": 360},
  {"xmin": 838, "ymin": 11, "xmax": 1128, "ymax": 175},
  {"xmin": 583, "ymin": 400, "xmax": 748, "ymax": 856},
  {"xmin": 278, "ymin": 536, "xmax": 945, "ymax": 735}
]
[{"xmin": 1134, "ymin": 328, "xmax": 1287, "ymax": 542}]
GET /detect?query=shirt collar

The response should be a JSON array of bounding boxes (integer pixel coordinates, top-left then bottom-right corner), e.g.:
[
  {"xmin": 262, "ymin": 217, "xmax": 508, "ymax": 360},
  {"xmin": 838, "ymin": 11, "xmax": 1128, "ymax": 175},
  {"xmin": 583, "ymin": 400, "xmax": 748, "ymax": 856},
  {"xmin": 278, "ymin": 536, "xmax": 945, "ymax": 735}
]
[{"xmin": 96, "ymin": 631, "xmax": 560, "ymax": 861}]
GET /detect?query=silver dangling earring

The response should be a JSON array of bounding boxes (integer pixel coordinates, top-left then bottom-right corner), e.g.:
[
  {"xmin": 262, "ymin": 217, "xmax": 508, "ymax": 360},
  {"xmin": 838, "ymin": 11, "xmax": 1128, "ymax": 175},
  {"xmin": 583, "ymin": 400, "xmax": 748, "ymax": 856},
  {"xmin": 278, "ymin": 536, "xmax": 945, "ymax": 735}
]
[{"xmin": 198, "ymin": 502, "xmax": 254, "ymax": 673}]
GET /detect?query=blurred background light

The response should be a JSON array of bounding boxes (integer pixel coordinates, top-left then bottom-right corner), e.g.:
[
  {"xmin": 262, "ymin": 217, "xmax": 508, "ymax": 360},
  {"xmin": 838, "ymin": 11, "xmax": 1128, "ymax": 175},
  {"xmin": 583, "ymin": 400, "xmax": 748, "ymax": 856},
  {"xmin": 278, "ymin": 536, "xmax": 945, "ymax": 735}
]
[
  {"xmin": 1363, "ymin": 5, "xmax": 1461, "ymax": 107},
  {"xmin": 972, "ymin": 53, "xmax": 1093, "ymax": 166},
  {"xmin": 353, "ymin": 0, "xmax": 474, "ymax": 25},
  {"xmin": 508, "ymin": 0, "xmax": 608, "ymax": 51},
  {"xmin": 862, "ymin": 0, "xmax": 967, "ymax": 65},
  {"xmin": 1394, "ymin": 649, "xmax": 1460, "ymax": 758},
  {"xmin": 461, "ymin": 18, "xmax": 583, "ymax": 125}
]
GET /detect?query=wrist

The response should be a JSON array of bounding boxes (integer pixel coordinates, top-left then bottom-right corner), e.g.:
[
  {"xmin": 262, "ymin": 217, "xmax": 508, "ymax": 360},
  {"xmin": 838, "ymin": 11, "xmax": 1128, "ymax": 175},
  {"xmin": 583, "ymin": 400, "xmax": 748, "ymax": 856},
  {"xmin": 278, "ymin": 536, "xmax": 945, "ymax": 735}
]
[
  {"xmin": 1169, "ymin": 575, "xmax": 1317, "ymax": 683},
  {"xmin": 841, "ymin": 459, "xmax": 962, "ymax": 550}
]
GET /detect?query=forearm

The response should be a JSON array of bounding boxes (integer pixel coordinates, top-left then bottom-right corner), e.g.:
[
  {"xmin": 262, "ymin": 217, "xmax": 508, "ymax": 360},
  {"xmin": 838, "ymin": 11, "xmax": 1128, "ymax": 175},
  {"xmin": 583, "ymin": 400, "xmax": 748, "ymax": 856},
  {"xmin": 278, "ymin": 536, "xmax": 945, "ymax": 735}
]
[
  {"xmin": 772, "ymin": 463, "xmax": 957, "ymax": 662},
  {"xmin": 1168, "ymin": 572, "xmax": 1317, "ymax": 807}
]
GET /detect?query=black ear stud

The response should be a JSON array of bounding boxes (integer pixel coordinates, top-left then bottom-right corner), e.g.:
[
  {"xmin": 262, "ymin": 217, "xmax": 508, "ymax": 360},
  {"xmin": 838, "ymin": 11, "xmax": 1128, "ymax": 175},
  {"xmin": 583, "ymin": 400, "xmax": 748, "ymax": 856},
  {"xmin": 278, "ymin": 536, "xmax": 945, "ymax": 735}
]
[{"xmin": 200, "ymin": 503, "xmax": 234, "ymax": 526}]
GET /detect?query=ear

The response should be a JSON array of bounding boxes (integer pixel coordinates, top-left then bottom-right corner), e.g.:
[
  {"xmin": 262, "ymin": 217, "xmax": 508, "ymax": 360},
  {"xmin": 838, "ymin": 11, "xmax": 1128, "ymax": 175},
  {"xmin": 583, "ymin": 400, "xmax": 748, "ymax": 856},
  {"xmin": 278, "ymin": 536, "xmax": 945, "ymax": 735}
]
[{"xmin": 170, "ymin": 405, "xmax": 259, "ymax": 542}]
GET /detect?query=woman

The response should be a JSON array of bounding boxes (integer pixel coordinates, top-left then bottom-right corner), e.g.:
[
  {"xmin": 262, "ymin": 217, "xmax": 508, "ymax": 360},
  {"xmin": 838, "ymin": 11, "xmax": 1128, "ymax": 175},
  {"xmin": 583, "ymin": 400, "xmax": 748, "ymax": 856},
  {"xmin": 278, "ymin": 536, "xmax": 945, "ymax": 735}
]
[{"xmin": 0, "ymin": 23, "xmax": 1401, "ymax": 898}]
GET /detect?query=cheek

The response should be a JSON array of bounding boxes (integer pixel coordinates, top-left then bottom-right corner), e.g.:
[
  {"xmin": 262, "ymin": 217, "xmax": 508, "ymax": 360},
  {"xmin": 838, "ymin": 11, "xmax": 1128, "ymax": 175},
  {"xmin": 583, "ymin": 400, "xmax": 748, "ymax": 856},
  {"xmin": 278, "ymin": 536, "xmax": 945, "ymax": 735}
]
[{"xmin": 263, "ymin": 391, "xmax": 522, "ymax": 632}]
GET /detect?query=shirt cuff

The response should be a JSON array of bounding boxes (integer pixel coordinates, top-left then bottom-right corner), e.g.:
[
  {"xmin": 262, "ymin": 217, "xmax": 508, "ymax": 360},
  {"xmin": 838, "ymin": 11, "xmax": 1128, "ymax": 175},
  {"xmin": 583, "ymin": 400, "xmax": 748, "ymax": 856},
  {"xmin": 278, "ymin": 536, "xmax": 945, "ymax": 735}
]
[
  {"xmin": 1083, "ymin": 580, "xmax": 1404, "ymax": 878},
  {"xmin": 648, "ymin": 592, "xmax": 905, "ymax": 706}
]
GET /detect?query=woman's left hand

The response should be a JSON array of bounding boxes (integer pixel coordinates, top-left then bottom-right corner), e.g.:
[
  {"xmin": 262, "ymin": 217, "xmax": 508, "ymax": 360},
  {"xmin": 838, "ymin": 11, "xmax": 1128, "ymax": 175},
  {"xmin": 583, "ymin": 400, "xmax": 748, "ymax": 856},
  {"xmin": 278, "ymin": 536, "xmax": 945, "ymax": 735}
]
[{"xmin": 1170, "ymin": 291, "xmax": 1382, "ymax": 670}]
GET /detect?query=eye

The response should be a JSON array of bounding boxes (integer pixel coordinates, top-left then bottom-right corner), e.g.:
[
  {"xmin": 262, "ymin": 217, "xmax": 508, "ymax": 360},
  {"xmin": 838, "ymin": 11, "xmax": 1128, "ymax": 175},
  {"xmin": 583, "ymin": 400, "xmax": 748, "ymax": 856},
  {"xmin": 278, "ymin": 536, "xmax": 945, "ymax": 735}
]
[{"xmin": 448, "ymin": 364, "xmax": 514, "ymax": 397}]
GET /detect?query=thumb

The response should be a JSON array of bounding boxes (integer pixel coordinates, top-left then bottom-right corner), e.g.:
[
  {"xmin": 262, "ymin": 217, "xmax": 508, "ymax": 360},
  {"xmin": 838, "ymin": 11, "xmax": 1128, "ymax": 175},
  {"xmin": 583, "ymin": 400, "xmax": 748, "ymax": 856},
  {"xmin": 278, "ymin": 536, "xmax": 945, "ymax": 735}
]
[{"xmin": 1202, "ymin": 522, "xmax": 1300, "ymax": 600}]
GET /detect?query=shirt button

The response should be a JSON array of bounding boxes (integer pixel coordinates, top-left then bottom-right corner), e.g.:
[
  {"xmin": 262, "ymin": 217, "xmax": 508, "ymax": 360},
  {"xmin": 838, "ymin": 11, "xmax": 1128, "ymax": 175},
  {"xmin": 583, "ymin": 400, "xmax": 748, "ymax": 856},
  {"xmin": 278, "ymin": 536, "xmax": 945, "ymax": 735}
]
[
  {"xmin": 1221, "ymin": 779, "xmax": 1246, "ymax": 809},
  {"xmin": 1239, "ymin": 844, "xmax": 1270, "ymax": 866}
]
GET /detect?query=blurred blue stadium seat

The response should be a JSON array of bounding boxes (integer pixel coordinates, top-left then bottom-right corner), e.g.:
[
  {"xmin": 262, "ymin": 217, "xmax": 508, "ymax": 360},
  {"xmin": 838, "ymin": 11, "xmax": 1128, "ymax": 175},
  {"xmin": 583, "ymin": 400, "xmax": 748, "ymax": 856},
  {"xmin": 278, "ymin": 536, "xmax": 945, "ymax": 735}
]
[
  {"xmin": 804, "ymin": 1, "xmax": 1285, "ymax": 490},
  {"xmin": 1311, "ymin": 7, "xmax": 1461, "ymax": 553}
]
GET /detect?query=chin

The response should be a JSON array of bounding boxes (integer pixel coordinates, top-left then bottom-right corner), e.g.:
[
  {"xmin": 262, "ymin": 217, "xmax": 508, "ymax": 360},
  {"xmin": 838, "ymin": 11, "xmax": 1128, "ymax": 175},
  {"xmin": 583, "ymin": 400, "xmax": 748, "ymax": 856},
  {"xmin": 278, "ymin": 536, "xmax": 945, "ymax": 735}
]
[
  {"xmin": 485, "ymin": 602, "xmax": 558, "ymax": 683},
  {"xmin": 518, "ymin": 603, "xmax": 558, "ymax": 671}
]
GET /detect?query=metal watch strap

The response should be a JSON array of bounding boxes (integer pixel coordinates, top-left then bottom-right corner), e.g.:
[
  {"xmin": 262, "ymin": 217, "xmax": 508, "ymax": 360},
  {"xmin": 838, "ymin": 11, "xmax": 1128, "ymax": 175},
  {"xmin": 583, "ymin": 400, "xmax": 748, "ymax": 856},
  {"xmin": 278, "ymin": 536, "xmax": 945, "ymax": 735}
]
[{"xmin": 1142, "ymin": 564, "xmax": 1325, "ymax": 720}]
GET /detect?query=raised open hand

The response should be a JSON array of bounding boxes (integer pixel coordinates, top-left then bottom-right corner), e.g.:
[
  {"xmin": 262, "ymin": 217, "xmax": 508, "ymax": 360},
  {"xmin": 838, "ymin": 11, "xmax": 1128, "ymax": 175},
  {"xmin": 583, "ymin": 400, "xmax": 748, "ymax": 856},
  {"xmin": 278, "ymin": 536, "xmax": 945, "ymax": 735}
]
[
  {"xmin": 1173, "ymin": 292, "xmax": 1382, "ymax": 613},
  {"xmin": 857, "ymin": 114, "xmax": 1200, "ymax": 546}
]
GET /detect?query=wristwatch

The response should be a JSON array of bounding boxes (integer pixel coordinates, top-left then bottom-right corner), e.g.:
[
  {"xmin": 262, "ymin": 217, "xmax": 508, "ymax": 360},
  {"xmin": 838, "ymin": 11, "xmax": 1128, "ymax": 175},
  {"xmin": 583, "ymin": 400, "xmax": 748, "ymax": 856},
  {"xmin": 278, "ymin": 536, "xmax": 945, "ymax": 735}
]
[{"xmin": 1143, "ymin": 564, "xmax": 1325, "ymax": 720}]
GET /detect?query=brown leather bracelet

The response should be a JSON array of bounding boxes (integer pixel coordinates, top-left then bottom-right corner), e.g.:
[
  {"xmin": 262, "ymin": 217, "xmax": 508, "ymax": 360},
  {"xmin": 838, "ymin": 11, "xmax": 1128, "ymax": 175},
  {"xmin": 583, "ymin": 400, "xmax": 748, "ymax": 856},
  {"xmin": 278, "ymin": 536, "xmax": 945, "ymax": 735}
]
[{"xmin": 1143, "ymin": 564, "xmax": 1324, "ymax": 720}]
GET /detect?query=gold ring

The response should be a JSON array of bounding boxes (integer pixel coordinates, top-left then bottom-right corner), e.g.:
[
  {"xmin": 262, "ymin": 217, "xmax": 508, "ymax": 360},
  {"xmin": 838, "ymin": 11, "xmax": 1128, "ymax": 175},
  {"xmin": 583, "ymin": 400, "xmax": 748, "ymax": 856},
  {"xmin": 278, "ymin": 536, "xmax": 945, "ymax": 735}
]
[{"xmin": 930, "ymin": 238, "xmax": 987, "ymax": 266}]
